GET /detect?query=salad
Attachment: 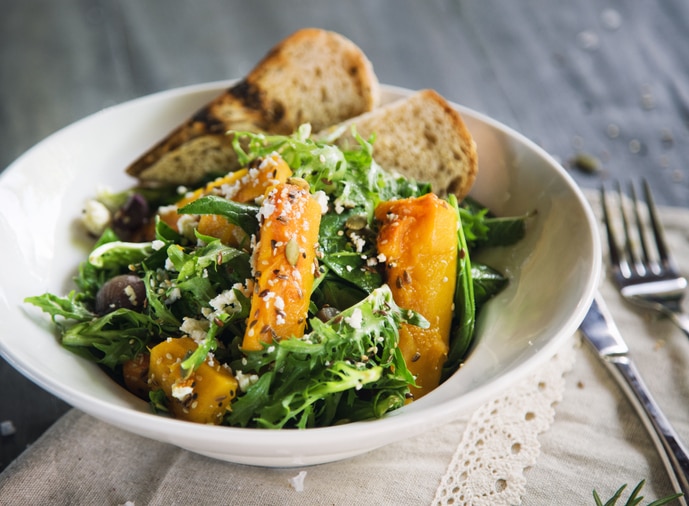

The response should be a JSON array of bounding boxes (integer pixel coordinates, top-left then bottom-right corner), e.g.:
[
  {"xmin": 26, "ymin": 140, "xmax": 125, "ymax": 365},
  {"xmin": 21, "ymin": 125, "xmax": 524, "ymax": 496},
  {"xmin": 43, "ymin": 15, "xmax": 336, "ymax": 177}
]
[{"xmin": 26, "ymin": 125, "xmax": 526, "ymax": 429}]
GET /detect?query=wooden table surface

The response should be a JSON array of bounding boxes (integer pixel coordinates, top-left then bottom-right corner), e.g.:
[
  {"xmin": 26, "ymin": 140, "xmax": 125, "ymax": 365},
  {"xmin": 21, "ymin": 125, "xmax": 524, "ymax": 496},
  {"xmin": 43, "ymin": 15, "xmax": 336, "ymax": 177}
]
[{"xmin": 1, "ymin": 0, "xmax": 688, "ymax": 472}]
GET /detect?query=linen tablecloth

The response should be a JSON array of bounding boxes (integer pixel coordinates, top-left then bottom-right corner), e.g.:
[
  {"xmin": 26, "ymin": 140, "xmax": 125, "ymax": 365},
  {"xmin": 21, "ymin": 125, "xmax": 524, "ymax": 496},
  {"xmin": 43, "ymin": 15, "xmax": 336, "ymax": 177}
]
[{"xmin": 2, "ymin": 191, "xmax": 689, "ymax": 505}]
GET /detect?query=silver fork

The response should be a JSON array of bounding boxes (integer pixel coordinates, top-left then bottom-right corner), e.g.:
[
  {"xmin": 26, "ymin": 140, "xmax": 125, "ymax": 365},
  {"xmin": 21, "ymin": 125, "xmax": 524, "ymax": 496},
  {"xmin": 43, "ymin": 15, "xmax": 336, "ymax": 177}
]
[{"xmin": 601, "ymin": 179, "xmax": 689, "ymax": 337}]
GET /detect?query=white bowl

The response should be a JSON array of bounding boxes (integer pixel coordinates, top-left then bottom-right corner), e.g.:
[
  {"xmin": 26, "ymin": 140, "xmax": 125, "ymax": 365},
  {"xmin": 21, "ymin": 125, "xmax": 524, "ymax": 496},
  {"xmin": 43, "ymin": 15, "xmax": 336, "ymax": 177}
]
[{"xmin": 0, "ymin": 83, "xmax": 601, "ymax": 467}]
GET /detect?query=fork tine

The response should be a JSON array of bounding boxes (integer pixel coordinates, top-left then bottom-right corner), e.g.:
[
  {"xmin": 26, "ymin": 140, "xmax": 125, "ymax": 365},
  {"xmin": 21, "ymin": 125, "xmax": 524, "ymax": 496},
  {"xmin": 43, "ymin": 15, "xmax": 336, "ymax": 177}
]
[
  {"xmin": 629, "ymin": 180, "xmax": 652, "ymax": 266},
  {"xmin": 615, "ymin": 180, "xmax": 641, "ymax": 273},
  {"xmin": 600, "ymin": 183, "xmax": 623, "ymax": 271},
  {"xmin": 642, "ymin": 178, "xmax": 675, "ymax": 270}
]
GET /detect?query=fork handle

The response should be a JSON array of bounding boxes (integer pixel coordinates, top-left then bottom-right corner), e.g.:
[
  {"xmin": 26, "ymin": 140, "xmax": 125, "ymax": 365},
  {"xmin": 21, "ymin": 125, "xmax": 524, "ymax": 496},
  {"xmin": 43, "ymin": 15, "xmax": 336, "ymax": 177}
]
[
  {"xmin": 607, "ymin": 354, "xmax": 689, "ymax": 502},
  {"xmin": 669, "ymin": 311, "xmax": 689, "ymax": 339}
]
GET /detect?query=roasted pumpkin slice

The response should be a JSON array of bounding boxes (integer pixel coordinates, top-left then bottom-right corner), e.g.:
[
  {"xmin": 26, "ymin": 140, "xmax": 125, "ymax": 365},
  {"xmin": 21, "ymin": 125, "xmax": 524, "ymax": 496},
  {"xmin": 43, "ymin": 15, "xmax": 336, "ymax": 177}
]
[
  {"xmin": 375, "ymin": 193, "xmax": 458, "ymax": 399},
  {"xmin": 159, "ymin": 153, "xmax": 292, "ymax": 245},
  {"xmin": 148, "ymin": 337, "xmax": 238, "ymax": 424},
  {"xmin": 242, "ymin": 182, "xmax": 323, "ymax": 351}
]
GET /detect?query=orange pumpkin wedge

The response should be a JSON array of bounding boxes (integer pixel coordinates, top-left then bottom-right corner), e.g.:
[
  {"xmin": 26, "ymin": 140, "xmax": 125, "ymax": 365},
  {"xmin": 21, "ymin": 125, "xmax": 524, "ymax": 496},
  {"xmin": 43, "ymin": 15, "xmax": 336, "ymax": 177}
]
[
  {"xmin": 159, "ymin": 153, "xmax": 292, "ymax": 246},
  {"xmin": 375, "ymin": 193, "xmax": 458, "ymax": 399},
  {"xmin": 242, "ymin": 182, "xmax": 323, "ymax": 351},
  {"xmin": 148, "ymin": 337, "xmax": 239, "ymax": 424}
]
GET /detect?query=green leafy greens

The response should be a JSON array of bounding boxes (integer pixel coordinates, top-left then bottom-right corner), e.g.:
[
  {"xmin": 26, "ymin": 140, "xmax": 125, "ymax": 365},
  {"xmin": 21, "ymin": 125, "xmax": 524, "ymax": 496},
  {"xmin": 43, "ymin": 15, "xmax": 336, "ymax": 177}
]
[{"xmin": 25, "ymin": 125, "xmax": 529, "ymax": 429}]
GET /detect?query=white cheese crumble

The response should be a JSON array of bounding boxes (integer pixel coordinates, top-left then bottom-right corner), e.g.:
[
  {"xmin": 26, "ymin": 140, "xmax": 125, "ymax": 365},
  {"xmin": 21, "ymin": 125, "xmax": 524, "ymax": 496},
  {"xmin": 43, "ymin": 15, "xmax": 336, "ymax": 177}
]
[
  {"xmin": 82, "ymin": 199, "xmax": 111, "ymax": 236},
  {"xmin": 124, "ymin": 284, "xmax": 138, "ymax": 306},
  {"xmin": 349, "ymin": 232, "xmax": 366, "ymax": 253},
  {"xmin": 209, "ymin": 287, "xmax": 239, "ymax": 311},
  {"xmin": 152, "ymin": 239, "xmax": 165, "ymax": 251},
  {"xmin": 176, "ymin": 214, "xmax": 199, "ymax": 240},
  {"xmin": 180, "ymin": 317, "xmax": 209, "ymax": 343},
  {"xmin": 165, "ymin": 287, "xmax": 181, "ymax": 304},
  {"xmin": 288, "ymin": 471, "xmax": 308, "ymax": 492},
  {"xmin": 235, "ymin": 370, "xmax": 260, "ymax": 392},
  {"xmin": 344, "ymin": 308, "xmax": 363, "ymax": 329},
  {"xmin": 171, "ymin": 381, "xmax": 194, "ymax": 401},
  {"xmin": 313, "ymin": 190, "xmax": 329, "ymax": 214}
]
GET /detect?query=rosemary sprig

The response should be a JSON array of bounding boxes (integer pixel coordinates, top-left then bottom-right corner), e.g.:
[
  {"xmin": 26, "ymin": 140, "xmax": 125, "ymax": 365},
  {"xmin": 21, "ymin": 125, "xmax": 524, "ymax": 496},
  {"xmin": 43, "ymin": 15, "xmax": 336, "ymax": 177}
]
[{"xmin": 593, "ymin": 480, "xmax": 682, "ymax": 506}]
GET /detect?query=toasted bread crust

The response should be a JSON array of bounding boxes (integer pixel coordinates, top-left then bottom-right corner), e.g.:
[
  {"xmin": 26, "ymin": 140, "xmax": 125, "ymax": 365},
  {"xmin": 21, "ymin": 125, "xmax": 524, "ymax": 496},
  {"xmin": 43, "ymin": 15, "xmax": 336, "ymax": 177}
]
[
  {"xmin": 127, "ymin": 28, "xmax": 379, "ymax": 185},
  {"xmin": 321, "ymin": 89, "xmax": 478, "ymax": 200}
]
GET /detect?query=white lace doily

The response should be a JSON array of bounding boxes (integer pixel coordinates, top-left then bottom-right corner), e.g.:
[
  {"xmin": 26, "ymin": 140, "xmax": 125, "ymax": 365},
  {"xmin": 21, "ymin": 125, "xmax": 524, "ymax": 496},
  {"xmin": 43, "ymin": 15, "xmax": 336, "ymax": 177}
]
[{"xmin": 433, "ymin": 336, "xmax": 579, "ymax": 506}]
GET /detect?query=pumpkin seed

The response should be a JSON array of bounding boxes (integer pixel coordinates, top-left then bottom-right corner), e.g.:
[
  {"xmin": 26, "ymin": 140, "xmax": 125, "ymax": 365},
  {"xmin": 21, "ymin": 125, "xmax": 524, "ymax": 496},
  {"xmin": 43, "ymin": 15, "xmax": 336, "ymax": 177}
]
[
  {"xmin": 286, "ymin": 177, "xmax": 310, "ymax": 190},
  {"xmin": 285, "ymin": 237, "xmax": 300, "ymax": 266},
  {"xmin": 570, "ymin": 153, "xmax": 601, "ymax": 174},
  {"xmin": 345, "ymin": 214, "xmax": 367, "ymax": 231}
]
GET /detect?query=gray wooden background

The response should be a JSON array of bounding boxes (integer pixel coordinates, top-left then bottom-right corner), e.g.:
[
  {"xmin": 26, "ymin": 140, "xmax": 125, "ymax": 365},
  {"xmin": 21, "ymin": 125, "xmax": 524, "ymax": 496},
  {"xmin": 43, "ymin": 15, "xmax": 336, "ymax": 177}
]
[{"xmin": 1, "ymin": 0, "xmax": 688, "ymax": 471}]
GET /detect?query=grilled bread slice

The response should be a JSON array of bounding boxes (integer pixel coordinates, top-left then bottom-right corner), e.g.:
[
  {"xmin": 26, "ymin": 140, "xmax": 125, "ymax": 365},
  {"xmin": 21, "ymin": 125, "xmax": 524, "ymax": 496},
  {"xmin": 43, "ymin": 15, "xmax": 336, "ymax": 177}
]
[
  {"xmin": 319, "ymin": 89, "xmax": 478, "ymax": 200},
  {"xmin": 126, "ymin": 28, "xmax": 379, "ymax": 185}
]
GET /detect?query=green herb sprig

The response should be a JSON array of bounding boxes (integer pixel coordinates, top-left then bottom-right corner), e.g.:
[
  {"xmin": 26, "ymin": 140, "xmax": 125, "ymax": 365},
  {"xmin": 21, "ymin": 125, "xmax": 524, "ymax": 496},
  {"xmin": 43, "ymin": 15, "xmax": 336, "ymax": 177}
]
[{"xmin": 593, "ymin": 480, "xmax": 682, "ymax": 506}]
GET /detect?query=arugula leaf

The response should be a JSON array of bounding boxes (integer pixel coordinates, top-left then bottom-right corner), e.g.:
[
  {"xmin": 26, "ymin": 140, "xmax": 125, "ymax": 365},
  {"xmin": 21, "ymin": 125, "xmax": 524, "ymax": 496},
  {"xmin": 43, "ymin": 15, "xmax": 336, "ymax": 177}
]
[
  {"xmin": 460, "ymin": 198, "xmax": 529, "ymax": 249},
  {"xmin": 88, "ymin": 241, "xmax": 154, "ymax": 269},
  {"xmin": 442, "ymin": 194, "xmax": 476, "ymax": 381},
  {"xmin": 180, "ymin": 313, "xmax": 227, "ymax": 376},
  {"xmin": 25, "ymin": 291, "xmax": 95, "ymax": 324},
  {"xmin": 479, "ymin": 216, "xmax": 528, "ymax": 248},
  {"xmin": 60, "ymin": 308, "xmax": 173, "ymax": 369},
  {"xmin": 227, "ymin": 285, "xmax": 424, "ymax": 428},
  {"xmin": 232, "ymin": 127, "xmax": 428, "ymax": 220},
  {"xmin": 472, "ymin": 263, "xmax": 508, "ymax": 310},
  {"xmin": 177, "ymin": 195, "xmax": 259, "ymax": 236}
]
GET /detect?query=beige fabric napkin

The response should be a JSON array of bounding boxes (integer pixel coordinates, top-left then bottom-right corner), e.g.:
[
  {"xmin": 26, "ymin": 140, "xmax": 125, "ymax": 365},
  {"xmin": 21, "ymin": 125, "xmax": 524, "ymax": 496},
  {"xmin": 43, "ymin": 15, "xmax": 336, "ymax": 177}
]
[
  {"xmin": 2, "ymin": 191, "xmax": 689, "ymax": 505},
  {"xmin": 524, "ymin": 191, "xmax": 689, "ymax": 503},
  {"xmin": 0, "ymin": 343, "xmax": 574, "ymax": 506}
]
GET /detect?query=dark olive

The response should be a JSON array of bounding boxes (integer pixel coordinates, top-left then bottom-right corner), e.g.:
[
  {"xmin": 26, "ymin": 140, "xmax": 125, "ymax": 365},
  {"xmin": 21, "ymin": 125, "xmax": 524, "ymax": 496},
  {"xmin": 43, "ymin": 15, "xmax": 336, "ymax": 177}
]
[
  {"xmin": 95, "ymin": 274, "xmax": 147, "ymax": 315},
  {"xmin": 112, "ymin": 193, "xmax": 150, "ymax": 240}
]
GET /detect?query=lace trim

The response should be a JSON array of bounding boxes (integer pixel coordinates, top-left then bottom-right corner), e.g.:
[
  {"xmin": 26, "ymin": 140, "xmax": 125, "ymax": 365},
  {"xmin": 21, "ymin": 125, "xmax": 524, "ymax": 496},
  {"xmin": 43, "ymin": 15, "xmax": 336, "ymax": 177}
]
[{"xmin": 432, "ymin": 336, "xmax": 578, "ymax": 506}]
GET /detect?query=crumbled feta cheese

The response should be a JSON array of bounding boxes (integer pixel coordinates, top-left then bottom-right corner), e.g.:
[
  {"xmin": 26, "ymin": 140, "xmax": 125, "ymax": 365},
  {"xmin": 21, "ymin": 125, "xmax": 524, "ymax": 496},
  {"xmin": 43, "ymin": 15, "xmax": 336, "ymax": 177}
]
[
  {"xmin": 313, "ymin": 190, "xmax": 329, "ymax": 214},
  {"xmin": 288, "ymin": 471, "xmax": 307, "ymax": 492},
  {"xmin": 258, "ymin": 192, "xmax": 277, "ymax": 222},
  {"xmin": 344, "ymin": 308, "xmax": 363, "ymax": 329},
  {"xmin": 82, "ymin": 199, "xmax": 111, "ymax": 236},
  {"xmin": 165, "ymin": 287, "xmax": 181, "ymax": 304},
  {"xmin": 209, "ymin": 289, "xmax": 239, "ymax": 311},
  {"xmin": 177, "ymin": 214, "xmax": 199, "ymax": 240},
  {"xmin": 180, "ymin": 317, "xmax": 209, "ymax": 342},
  {"xmin": 235, "ymin": 370, "xmax": 260, "ymax": 392},
  {"xmin": 171, "ymin": 381, "xmax": 194, "ymax": 401},
  {"xmin": 124, "ymin": 284, "xmax": 138, "ymax": 306},
  {"xmin": 152, "ymin": 239, "xmax": 165, "ymax": 251},
  {"xmin": 349, "ymin": 232, "xmax": 366, "ymax": 253}
]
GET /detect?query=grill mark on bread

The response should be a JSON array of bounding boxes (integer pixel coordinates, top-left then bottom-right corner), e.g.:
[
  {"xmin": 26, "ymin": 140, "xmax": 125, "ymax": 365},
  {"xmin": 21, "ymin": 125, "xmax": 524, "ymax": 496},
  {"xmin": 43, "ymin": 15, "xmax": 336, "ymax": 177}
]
[
  {"xmin": 229, "ymin": 80, "xmax": 263, "ymax": 111},
  {"xmin": 126, "ymin": 28, "xmax": 379, "ymax": 185}
]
